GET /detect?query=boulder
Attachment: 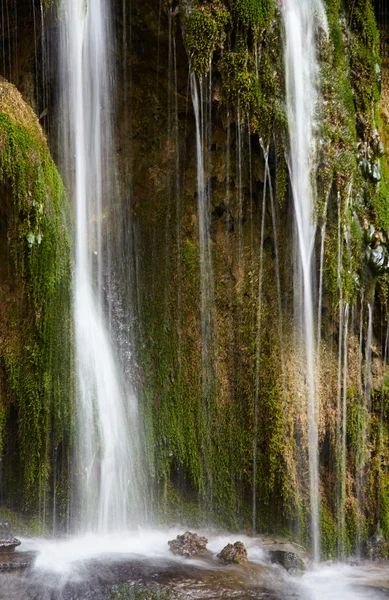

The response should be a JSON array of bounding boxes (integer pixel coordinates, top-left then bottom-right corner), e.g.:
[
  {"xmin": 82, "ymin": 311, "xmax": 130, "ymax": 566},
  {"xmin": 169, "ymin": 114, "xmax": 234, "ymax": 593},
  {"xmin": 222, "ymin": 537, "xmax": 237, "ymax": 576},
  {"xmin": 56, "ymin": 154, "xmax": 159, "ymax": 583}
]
[
  {"xmin": 0, "ymin": 523, "xmax": 21, "ymax": 553},
  {"xmin": 168, "ymin": 531, "xmax": 210, "ymax": 558},
  {"xmin": 217, "ymin": 541, "xmax": 248, "ymax": 564},
  {"xmin": 268, "ymin": 550, "xmax": 305, "ymax": 574}
]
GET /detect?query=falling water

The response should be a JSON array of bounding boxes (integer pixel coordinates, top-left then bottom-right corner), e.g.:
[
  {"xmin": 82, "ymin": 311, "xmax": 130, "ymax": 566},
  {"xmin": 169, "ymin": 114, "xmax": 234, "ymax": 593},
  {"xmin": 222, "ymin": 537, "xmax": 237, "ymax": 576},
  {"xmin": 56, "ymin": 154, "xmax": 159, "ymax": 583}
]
[
  {"xmin": 252, "ymin": 154, "xmax": 268, "ymax": 531},
  {"xmin": 356, "ymin": 293, "xmax": 365, "ymax": 554},
  {"xmin": 340, "ymin": 302, "xmax": 349, "ymax": 558},
  {"xmin": 365, "ymin": 302, "xmax": 374, "ymax": 410},
  {"xmin": 191, "ymin": 73, "xmax": 215, "ymax": 498},
  {"xmin": 317, "ymin": 192, "xmax": 329, "ymax": 359},
  {"xmin": 336, "ymin": 194, "xmax": 344, "ymax": 556},
  {"xmin": 282, "ymin": 0, "xmax": 327, "ymax": 561},
  {"xmin": 60, "ymin": 0, "xmax": 141, "ymax": 532}
]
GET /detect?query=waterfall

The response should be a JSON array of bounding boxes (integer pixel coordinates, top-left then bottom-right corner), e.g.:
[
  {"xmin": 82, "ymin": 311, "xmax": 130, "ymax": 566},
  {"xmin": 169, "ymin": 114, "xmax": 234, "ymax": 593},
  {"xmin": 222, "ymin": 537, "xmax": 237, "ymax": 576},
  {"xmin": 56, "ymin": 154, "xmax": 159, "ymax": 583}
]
[
  {"xmin": 282, "ymin": 0, "xmax": 327, "ymax": 561},
  {"xmin": 339, "ymin": 302, "xmax": 349, "ymax": 558},
  {"xmin": 253, "ymin": 152, "xmax": 268, "ymax": 531},
  {"xmin": 317, "ymin": 192, "xmax": 329, "ymax": 360},
  {"xmin": 191, "ymin": 73, "xmax": 216, "ymax": 500},
  {"xmin": 60, "ymin": 0, "xmax": 142, "ymax": 532}
]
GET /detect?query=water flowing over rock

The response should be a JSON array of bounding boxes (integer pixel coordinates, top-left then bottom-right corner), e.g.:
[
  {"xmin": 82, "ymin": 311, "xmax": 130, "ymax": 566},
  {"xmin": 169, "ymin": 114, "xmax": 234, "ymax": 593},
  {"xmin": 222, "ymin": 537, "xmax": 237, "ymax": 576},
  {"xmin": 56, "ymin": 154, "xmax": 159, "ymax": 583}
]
[
  {"xmin": 0, "ymin": 524, "xmax": 20, "ymax": 553},
  {"xmin": 59, "ymin": 0, "xmax": 143, "ymax": 531},
  {"xmin": 268, "ymin": 550, "xmax": 305, "ymax": 575},
  {"xmin": 281, "ymin": 0, "xmax": 327, "ymax": 562}
]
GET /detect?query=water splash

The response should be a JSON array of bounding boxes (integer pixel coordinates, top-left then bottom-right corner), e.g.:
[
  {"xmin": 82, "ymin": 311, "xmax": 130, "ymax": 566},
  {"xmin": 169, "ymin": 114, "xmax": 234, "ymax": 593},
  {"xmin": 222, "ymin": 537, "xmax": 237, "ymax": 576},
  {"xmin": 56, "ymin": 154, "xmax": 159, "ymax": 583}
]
[
  {"xmin": 281, "ymin": 0, "xmax": 327, "ymax": 561},
  {"xmin": 60, "ymin": 0, "xmax": 142, "ymax": 532}
]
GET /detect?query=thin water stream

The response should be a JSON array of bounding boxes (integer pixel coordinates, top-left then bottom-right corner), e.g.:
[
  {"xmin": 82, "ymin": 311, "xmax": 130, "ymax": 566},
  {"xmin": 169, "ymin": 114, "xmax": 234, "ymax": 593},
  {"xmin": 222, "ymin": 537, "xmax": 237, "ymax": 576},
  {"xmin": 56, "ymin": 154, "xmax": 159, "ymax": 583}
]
[
  {"xmin": 281, "ymin": 0, "xmax": 327, "ymax": 561},
  {"xmin": 60, "ymin": 0, "xmax": 141, "ymax": 532}
]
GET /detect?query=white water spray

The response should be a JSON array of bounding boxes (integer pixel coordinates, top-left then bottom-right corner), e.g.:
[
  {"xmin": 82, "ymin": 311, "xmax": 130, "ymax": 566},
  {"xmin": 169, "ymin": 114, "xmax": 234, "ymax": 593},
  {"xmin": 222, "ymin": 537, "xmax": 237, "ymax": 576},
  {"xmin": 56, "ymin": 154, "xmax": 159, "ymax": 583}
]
[
  {"xmin": 282, "ymin": 0, "xmax": 327, "ymax": 561},
  {"xmin": 60, "ymin": 0, "xmax": 142, "ymax": 532}
]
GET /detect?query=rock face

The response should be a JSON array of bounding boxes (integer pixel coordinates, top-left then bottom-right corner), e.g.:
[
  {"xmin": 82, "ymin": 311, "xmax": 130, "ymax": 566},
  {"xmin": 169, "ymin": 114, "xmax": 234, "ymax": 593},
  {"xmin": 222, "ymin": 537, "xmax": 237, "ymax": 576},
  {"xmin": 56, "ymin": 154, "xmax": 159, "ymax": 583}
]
[
  {"xmin": 0, "ymin": 80, "xmax": 72, "ymax": 519},
  {"xmin": 268, "ymin": 550, "xmax": 305, "ymax": 574},
  {"xmin": 168, "ymin": 532, "xmax": 210, "ymax": 558},
  {"xmin": 363, "ymin": 535, "xmax": 389, "ymax": 560},
  {"xmin": 217, "ymin": 542, "xmax": 248, "ymax": 564}
]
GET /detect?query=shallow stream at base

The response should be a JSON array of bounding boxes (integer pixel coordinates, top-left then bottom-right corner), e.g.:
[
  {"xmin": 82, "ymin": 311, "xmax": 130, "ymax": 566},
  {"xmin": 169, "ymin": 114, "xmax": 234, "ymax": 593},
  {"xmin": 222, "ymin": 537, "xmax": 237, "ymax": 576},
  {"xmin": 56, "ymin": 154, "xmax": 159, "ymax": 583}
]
[{"xmin": 0, "ymin": 529, "xmax": 389, "ymax": 599}]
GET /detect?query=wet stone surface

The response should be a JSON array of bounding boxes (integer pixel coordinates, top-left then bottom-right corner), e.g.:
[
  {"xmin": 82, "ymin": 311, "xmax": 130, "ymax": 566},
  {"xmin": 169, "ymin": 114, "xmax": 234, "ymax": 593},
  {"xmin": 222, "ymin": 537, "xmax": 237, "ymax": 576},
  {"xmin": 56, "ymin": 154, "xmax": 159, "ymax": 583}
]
[
  {"xmin": 0, "ymin": 555, "xmax": 304, "ymax": 600},
  {"xmin": 0, "ymin": 523, "xmax": 21, "ymax": 553},
  {"xmin": 168, "ymin": 532, "xmax": 211, "ymax": 558},
  {"xmin": 217, "ymin": 542, "xmax": 248, "ymax": 564},
  {"xmin": 0, "ymin": 550, "xmax": 35, "ymax": 571},
  {"xmin": 268, "ymin": 551, "xmax": 305, "ymax": 574}
]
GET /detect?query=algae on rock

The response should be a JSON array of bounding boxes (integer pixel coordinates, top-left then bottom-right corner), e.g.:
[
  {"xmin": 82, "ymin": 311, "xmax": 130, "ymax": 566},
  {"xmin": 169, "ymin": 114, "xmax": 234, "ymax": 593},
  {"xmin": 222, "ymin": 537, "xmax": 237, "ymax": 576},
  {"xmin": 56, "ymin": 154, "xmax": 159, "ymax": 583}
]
[{"xmin": 0, "ymin": 81, "xmax": 73, "ymax": 524}]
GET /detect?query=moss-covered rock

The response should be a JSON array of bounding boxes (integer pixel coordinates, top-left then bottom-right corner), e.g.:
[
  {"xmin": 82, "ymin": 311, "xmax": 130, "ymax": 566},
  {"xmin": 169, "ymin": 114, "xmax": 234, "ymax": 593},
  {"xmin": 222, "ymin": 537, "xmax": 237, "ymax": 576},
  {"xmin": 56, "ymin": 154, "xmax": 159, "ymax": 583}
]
[{"xmin": 0, "ymin": 81, "xmax": 73, "ymax": 522}]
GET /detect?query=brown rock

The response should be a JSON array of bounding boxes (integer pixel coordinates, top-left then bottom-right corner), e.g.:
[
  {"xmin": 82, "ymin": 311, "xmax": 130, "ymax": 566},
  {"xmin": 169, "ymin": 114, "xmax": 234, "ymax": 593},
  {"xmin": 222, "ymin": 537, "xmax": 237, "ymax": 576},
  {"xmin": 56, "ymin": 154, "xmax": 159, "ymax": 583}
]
[
  {"xmin": 217, "ymin": 541, "xmax": 248, "ymax": 564},
  {"xmin": 168, "ymin": 531, "xmax": 210, "ymax": 558}
]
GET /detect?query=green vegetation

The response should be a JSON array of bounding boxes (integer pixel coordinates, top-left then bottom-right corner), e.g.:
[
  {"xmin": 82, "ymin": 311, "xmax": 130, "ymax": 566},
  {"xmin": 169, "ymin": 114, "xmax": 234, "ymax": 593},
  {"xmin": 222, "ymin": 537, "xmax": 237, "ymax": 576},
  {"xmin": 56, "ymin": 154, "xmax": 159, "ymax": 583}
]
[
  {"xmin": 1, "ymin": 0, "xmax": 389, "ymax": 561},
  {"xmin": 233, "ymin": 0, "xmax": 274, "ymax": 32},
  {"xmin": 108, "ymin": 585, "xmax": 181, "ymax": 600},
  {"xmin": 181, "ymin": 3, "xmax": 231, "ymax": 78},
  {"xmin": 0, "ymin": 82, "xmax": 73, "ymax": 517}
]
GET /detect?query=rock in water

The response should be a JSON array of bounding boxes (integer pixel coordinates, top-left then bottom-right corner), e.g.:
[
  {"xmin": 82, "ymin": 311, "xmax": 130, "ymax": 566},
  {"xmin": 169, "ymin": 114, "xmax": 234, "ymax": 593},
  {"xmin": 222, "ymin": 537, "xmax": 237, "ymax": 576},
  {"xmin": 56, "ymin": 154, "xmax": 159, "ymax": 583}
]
[
  {"xmin": 168, "ymin": 531, "xmax": 210, "ymax": 558},
  {"xmin": 268, "ymin": 550, "xmax": 305, "ymax": 574},
  {"xmin": 0, "ymin": 523, "xmax": 21, "ymax": 553},
  {"xmin": 217, "ymin": 542, "xmax": 248, "ymax": 564}
]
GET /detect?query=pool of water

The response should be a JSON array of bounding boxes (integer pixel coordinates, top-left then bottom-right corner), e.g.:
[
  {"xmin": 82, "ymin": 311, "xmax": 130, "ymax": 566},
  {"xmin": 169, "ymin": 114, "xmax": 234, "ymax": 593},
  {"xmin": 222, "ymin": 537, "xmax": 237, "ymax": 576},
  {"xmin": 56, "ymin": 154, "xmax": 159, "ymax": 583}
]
[{"xmin": 0, "ymin": 530, "xmax": 388, "ymax": 599}]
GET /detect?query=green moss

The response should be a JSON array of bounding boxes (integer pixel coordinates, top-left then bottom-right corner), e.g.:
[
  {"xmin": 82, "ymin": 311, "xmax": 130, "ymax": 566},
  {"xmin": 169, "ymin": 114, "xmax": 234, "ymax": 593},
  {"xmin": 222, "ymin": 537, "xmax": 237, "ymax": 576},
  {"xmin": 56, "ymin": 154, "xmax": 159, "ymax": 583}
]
[
  {"xmin": 276, "ymin": 146, "xmax": 288, "ymax": 208},
  {"xmin": 221, "ymin": 50, "xmax": 259, "ymax": 121},
  {"xmin": 320, "ymin": 505, "xmax": 338, "ymax": 559},
  {"xmin": 181, "ymin": 238, "xmax": 199, "ymax": 272},
  {"xmin": 108, "ymin": 585, "xmax": 181, "ymax": 600},
  {"xmin": 182, "ymin": 3, "xmax": 231, "ymax": 78},
  {"xmin": 221, "ymin": 10, "xmax": 285, "ymax": 143},
  {"xmin": 0, "ymin": 83, "xmax": 73, "ymax": 514},
  {"xmin": 0, "ymin": 507, "xmax": 49, "ymax": 537},
  {"xmin": 346, "ymin": 0, "xmax": 380, "ymax": 136},
  {"xmin": 233, "ymin": 0, "xmax": 275, "ymax": 38}
]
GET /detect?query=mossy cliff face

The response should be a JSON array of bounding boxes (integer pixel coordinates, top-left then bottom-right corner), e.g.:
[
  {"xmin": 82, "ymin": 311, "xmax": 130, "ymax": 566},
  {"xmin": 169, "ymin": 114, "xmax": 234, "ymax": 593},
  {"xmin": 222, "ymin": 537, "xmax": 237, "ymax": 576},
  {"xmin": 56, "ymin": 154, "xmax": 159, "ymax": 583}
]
[
  {"xmin": 0, "ymin": 0, "xmax": 388, "ymax": 557},
  {"xmin": 0, "ymin": 81, "xmax": 72, "ymax": 526},
  {"xmin": 112, "ymin": 0, "xmax": 389, "ymax": 556}
]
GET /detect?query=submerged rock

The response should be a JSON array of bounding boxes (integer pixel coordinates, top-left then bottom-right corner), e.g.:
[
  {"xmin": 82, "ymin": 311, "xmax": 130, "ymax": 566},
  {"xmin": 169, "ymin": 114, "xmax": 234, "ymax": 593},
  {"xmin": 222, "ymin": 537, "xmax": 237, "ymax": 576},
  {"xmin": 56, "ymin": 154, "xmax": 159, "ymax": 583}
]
[
  {"xmin": 268, "ymin": 550, "xmax": 305, "ymax": 574},
  {"xmin": 217, "ymin": 541, "xmax": 248, "ymax": 564},
  {"xmin": 0, "ymin": 551, "xmax": 35, "ymax": 571},
  {"xmin": 168, "ymin": 531, "xmax": 210, "ymax": 558}
]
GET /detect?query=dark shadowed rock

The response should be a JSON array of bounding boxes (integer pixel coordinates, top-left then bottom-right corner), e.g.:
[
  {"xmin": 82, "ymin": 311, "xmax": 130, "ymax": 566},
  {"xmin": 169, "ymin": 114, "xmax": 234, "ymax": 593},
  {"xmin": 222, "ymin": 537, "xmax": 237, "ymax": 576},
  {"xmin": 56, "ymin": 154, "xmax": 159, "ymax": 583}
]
[
  {"xmin": 268, "ymin": 550, "xmax": 305, "ymax": 574},
  {"xmin": 217, "ymin": 541, "xmax": 248, "ymax": 564},
  {"xmin": 168, "ymin": 531, "xmax": 210, "ymax": 558},
  {"xmin": 364, "ymin": 535, "xmax": 389, "ymax": 560}
]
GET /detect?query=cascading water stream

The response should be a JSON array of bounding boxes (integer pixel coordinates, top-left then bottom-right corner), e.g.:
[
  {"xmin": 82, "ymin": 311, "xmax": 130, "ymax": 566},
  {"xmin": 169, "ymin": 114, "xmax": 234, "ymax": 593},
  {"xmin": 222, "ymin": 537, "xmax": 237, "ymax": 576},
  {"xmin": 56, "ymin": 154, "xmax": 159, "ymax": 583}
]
[
  {"xmin": 60, "ymin": 0, "xmax": 141, "ymax": 532},
  {"xmin": 191, "ymin": 73, "xmax": 216, "ymax": 501},
  {"xmin": 282, "ymin": 0, "xmax": 327, "ymax": 561},
  {"xmin": 356, "ymin": 293, "xmax": 365, "ymax": 554},
  {"xmin": 252, "ymin": 154, "xmax": 268, "ymax": 531},
  {"xmin": 317, "ymin": 192, "xmax": 329, "ymax": 360},
  {"xmin": 340, "ymin": 302, "xmax": 349, "ymax": 558}
]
